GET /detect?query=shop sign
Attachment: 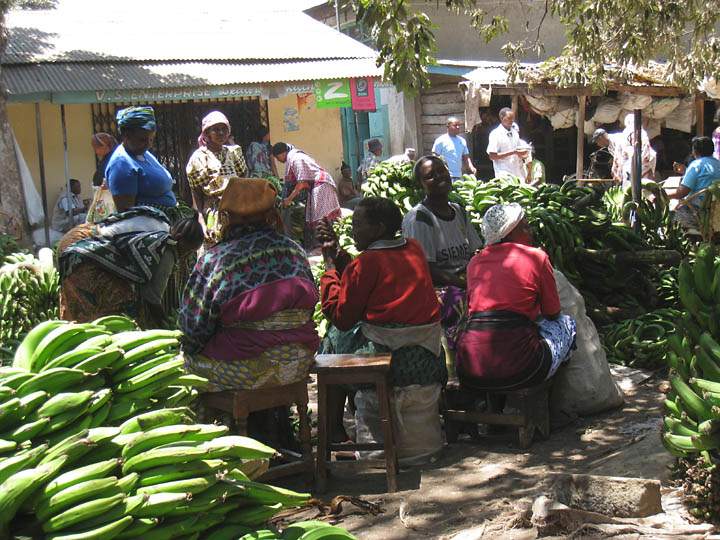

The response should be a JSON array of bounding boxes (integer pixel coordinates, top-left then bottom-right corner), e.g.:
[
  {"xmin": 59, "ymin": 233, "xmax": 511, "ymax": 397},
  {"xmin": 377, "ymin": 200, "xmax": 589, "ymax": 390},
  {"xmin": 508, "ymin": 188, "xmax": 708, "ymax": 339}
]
[
  {"xmin": 313, "ymin": 79, "xmax": 352, "ymax": 109},
  {"xmin": 350, "ymin": 78, "xmax": 376, "ymax": 111}
]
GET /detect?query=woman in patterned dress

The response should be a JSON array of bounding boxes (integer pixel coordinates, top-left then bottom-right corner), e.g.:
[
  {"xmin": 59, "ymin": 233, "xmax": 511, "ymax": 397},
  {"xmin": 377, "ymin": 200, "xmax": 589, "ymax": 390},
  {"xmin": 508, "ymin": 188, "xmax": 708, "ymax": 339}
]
[
  {"xmin": 271, "ymin": 142, "xmax": 341, "ymax": 248},
  {"xmin": 186, "ymin": 111, "xmax": 248, "ymax": 245},
  {"xmin": 179, "ymin": 178, "xmax": 319, "ymax": 392}
]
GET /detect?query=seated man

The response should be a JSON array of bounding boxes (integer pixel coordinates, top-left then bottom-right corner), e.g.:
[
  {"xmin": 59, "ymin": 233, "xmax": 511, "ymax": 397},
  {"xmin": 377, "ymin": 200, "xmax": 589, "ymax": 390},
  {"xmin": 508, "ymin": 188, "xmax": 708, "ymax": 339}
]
[
  {"xmin": 667, "ymin": 136, "xmax": 720, "ymax": 229},
  {"xmin": 456, "ymin": 203, "xmax": 576, "ymax": 394},
  {"xmin": 52, "ymin": 179, "xmax": 88, "ymax": 233}
]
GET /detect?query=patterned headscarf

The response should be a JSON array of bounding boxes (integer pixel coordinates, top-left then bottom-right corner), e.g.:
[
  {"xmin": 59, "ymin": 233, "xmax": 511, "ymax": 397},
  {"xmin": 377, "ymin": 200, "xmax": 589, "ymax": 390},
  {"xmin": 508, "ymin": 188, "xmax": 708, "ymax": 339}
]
[
  {"xmin": 482, "ymin": 203, "xmax": 525, "ymax": 246},
  {"xmin": 198, "ymin": 111, "xmax": 231, "ymax": 148},
  {"xmin": 116, "ymin": 106, "xmax": 156, "ymax": 131}
]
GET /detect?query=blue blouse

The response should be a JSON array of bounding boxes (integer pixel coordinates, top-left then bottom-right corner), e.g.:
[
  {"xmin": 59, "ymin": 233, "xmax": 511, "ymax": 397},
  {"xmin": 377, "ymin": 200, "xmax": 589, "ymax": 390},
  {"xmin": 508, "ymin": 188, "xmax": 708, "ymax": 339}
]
[{"xmin": 106, "ymin": 145, "xmax": 177, "ymax": 207}]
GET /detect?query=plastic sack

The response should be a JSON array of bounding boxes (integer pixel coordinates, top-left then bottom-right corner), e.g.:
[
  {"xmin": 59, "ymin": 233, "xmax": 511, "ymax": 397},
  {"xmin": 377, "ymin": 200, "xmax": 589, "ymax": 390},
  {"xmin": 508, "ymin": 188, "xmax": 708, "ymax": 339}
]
[
  {"xmin": 550, "ymin": 108, "xmax": 576, "ymax": 130},
  {"xmin": 354, "ymin": 383, "xmax": 443, "ymax": 466},
  {"xmin": 645, "ymin": 119, "xmax": 662, "ymax": 140},
  {"xmin": 525, "ymin": 95, "xmax": 559, "ymax": 114},
  {"xmin": 701, "ymin": 77, "xmax": 720, "ymax": 100},
  {"xmin": 550, "ymin": 270, "xmax": 624, "ymax": 419},
  {"xmin": 644, "ymin": 97, "xmax": 680, "ymax": 120},
  {"xmin": 85, "ymin": 184, "xmax": 116, "ymax": 224},
  {"xmin": 584, "ymin": 119, "xmax": 596, "ymax": 138},
  {"xmin": 619, "ymin": 92, "xmax": 652, "ymax": 111},
  {"xmin": 592, "ymin": 98, "xmax": 622, "ymax": 124},
  {"xmin": 664, "ymin": 97, "xmax": 695, "ymax": 133},
  {"xmin": 13, "ymin": 134, "xmax": 44, "ymax": 227}
]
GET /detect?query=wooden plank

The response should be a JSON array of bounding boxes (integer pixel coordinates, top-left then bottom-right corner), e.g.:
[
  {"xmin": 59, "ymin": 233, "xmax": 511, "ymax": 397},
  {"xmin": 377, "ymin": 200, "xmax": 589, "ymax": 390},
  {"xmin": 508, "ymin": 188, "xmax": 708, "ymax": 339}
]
[
  {"xmin": 696, "ymin": 96, "xmax": 705, "ymax": 136},
  {"xmin": 422, "ymin": 126, "xmax": 447, "ymax": 137},
  {"xmin": 421, "ymin": 92, "xmax": 463, "ymax": 105},
  {"xmin": 422, "ymin": 114, "xmax": 453, "ymax": 125},
  {"xmin": 421, "ymin": 102, "xmax": 464, "ymax": 115},
  {"xmin": 576, "ymin": 95, "xmax": 586, "ymax": 180},
  {"xmin": 421, "ymin": 83, "xmax": 463, "ymax": 95},
  {"xmin": 511, "ymin": 95, "xmax": 519, "ymax": 115}
]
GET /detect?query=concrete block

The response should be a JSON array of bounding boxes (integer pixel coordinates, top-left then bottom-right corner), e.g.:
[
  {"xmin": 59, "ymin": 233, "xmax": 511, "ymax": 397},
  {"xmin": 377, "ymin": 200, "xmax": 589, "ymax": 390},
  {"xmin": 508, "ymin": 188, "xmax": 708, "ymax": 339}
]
[{"xmin": 548, "ymin": 473, "xmax": 662, "ymax": 517}]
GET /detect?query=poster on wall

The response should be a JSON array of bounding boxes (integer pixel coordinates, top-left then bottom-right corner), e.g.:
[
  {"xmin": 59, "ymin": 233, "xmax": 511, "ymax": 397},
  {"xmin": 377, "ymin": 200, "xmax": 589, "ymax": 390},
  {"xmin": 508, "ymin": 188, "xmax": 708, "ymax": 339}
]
[
  {"xmin": 350, "ymin": 78, "xmax": 376, "ymax": 111},
  {"xmin": 283, "ymin": 107, "xmax": 299, "ymax": 132},
  {"xmin": 313, "ymin": 79, "xmax": 351, "ymax": 109}
]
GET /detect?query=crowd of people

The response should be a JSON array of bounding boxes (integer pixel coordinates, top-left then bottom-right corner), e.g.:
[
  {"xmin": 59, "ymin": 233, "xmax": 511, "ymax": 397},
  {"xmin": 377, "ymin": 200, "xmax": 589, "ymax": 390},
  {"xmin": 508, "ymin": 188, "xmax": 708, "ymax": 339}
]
[{"xmin": 51, "ymin": 104, "xmax": 583, "ymax": 462}]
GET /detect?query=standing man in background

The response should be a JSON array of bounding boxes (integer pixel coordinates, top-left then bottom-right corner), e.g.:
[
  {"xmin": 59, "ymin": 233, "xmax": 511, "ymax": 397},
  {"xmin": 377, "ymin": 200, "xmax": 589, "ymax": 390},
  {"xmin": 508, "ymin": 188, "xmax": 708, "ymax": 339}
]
[
  {"xmin": 357, "ymin": 138, "xmax": 383, "ymax": 186},
  {"xmin": 432, "ymin": 117, "xmax": 476, "ymax": 181},
  {"xmin": 487, "ymin": 108, "xmax": 528, "ymax": 180}
]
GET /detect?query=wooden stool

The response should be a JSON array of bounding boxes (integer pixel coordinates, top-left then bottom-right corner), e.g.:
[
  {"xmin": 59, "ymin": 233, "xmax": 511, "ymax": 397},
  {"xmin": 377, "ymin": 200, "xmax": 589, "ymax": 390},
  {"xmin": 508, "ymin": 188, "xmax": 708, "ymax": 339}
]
[
  {"xmin": 313, "ymin": 354, "xmax": 398, "ymax": 493},
  {"xmin": 443, "ymin": 379, "xmax": 552, "ymax": 449},
  {"xmin": 201, "ymin": 380, "xmax": 313, "ymax": 483}
]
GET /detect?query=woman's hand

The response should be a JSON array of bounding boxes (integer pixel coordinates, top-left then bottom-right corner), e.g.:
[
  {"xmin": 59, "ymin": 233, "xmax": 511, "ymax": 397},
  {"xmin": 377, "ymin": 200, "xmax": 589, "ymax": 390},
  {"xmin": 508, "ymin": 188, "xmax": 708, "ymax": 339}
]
[{"xmin": 281, "ymin": 198, "xmax": 293, "ymax": 208}]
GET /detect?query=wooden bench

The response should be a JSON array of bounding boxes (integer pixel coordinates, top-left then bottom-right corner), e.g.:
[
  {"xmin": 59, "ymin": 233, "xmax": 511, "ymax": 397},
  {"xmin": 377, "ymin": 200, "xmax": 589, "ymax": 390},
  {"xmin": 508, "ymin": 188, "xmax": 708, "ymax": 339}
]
[
  {"xmin": 443, "ymin": 379, "xmax": 552, "ymax": 449},
  {"xmin": 313, "ymin": 354, "xmax": 398, "ymax": 493},
  {"xmin": 201, "ymin": 380, "xmax": 313, "ymax": 484}
]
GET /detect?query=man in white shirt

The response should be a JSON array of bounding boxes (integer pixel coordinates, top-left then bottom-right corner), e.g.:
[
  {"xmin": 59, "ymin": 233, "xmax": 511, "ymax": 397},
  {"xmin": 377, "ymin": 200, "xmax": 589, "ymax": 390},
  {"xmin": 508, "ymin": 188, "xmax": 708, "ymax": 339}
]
[
  {"xmin": 432, "ymin": 117, "xmax": 476, "ymax": 180},
  {"xmin": 52, "ymin": 179, "xmax": 87, "ymax": 233},
  {"xmin": 384, "ymin": 147, "xmax": 417, "ymax": 164},
  {"xmin": 487, "ymin": 108, "xmax": 528, "ymax": 179}
]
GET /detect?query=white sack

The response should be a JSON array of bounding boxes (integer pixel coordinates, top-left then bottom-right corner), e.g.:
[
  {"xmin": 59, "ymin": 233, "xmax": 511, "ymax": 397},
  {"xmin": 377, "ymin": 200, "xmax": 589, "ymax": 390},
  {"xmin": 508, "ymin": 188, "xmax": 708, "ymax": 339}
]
[
  {"xmin": 619, "ymin": 92, "xmax": 653, "ymax": 111},
  {"xmin": 526, "ymin": 95, "xmax": 559, "ymax": 114},
  {"xmin": 664, "ymin": 97, "xmax": 695, "ymax": 133},
  {"xmin": 550, "ymin": 270, "xmax": 624, "ymax": 418},
  {"xmin": 644, "ymin": 97, "xmax": 680, "ymax": 120},
  {"xmin": 592, "ymin": 98, "xmax": 622, "ymax": 124},
  {"xmin": 13, "ymin": 135, "xmax": 44, "ymax": 227}
]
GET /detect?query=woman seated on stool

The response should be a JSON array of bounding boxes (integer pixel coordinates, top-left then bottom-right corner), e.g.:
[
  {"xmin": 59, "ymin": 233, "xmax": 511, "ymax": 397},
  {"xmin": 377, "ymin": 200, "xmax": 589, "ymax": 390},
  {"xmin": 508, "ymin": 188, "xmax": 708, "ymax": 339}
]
[
  {"xmin": 317, "ymin": 197, "xmax": 447, "ymax": 465},
  {"xmin": 179, "ymin": 178, "xmax": 319, "ymax": 392},
  {"xmin": 456, "ymin": 203, "xmax": 576, "ymax": 396}
]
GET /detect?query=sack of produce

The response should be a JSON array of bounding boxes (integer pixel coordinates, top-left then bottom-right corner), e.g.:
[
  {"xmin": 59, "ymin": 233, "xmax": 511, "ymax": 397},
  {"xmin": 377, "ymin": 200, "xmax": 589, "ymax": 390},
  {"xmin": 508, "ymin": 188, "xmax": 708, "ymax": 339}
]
[
  {"xmin": 550, "ymin": 270, "xmax": 624, "ymax": 419},
  {"xmin": 354, "ymin": 383, "xmax": 443, "ymax": 465}
]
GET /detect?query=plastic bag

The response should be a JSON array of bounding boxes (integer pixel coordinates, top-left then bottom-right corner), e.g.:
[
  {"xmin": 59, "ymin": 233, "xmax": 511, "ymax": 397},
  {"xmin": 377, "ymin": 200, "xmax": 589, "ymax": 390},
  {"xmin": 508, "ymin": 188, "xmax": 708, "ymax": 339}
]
[
  {"xmin": 85, "ymin": 184, "xmax": 116, "ymax": 224},
  {"xmin": 619, "ymin": 92, "xmax": 652, "ymax": 111},
  {"xmin": 13, "ymin": 134, "xmax": 44, "ymax": 227},
  {"xmin": 550, "ymin": 270, "xmax": 624, "ymax": 419},
  {"xmin": 591, "ymin": 98, "xmax": 622, "ymax": 124},
  {"xmin": 354, "ymin": 383, "xmax": 443, "ymax": 466}
]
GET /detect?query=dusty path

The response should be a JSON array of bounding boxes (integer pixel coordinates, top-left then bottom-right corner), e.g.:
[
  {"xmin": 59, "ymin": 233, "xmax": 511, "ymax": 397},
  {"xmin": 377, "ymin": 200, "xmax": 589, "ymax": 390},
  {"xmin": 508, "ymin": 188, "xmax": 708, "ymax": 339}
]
[{"xmin": 284, "ymin": 370, "xmax": 677, "ymax": 539}]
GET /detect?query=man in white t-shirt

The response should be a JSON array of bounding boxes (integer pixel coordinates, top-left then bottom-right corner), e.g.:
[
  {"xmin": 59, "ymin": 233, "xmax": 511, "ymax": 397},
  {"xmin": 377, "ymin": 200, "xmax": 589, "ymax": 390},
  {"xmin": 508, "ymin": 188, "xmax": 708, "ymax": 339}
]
[
  {"xmin": 432, "ymin": 117, "xmax": 476, "ymax": 180},
  {"xmin": 487, "ymin": 108, "xmax": 528, "ymax": 179}
]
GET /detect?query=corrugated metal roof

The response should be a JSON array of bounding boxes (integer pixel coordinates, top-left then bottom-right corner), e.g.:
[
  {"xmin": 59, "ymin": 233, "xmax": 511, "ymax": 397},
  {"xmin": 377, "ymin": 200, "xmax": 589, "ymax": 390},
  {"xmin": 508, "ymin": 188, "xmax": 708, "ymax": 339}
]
[
  {"xmin": 3, "ymin": 59, "xmax": 383, "ymax": 95},
  {"xmin": 4, "ymin": 2, "xmax": 377, "ymax": 64},
  {"xmin": 461, "ymin": 62, "xmax": 516, "ymax": 86}
]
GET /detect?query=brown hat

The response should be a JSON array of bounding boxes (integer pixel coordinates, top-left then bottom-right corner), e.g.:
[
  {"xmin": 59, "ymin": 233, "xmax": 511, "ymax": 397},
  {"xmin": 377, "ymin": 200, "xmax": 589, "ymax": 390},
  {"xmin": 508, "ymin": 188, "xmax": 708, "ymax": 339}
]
[{"xmin": 219, "ymin": 178, "xmax": 277, "ymax": 218}]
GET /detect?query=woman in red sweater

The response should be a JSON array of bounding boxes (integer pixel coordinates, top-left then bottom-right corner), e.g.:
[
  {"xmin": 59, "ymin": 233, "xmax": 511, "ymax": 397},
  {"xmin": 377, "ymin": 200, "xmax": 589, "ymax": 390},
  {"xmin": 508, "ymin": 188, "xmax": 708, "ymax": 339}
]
[
  {"xmin": 456, "ymin": 203, "xmax": 576, "ymax": 392},
  {"xmin": 317, "ymin": 197, "xmax": 447, "ymax": 463}
]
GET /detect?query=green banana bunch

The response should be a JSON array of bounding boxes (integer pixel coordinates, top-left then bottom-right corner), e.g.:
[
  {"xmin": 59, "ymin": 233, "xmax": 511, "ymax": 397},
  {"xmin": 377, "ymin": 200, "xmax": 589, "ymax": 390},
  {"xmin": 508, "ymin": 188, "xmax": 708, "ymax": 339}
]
[{"xmin": 602, "ymin": 308, "xmax": 680, "ymax": 368}]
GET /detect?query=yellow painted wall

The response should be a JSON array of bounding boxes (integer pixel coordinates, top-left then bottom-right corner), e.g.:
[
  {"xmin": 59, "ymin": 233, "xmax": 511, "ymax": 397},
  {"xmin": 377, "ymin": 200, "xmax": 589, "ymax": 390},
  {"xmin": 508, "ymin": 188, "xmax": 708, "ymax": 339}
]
[
  {"xmin": 8, "ymin": 103, "xmax": 96, "ymax": 221},
  {"xmin": 268, "ymin": 93, "xmax": 344, "ymax": 180}
]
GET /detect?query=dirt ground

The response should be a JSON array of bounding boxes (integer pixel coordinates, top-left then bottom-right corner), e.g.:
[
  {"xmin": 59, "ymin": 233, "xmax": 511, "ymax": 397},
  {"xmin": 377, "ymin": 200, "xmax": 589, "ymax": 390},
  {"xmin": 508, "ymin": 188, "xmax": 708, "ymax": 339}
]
[{"xmin": 280, "ymin": 368, "xmax": 698, "ymax": 539}]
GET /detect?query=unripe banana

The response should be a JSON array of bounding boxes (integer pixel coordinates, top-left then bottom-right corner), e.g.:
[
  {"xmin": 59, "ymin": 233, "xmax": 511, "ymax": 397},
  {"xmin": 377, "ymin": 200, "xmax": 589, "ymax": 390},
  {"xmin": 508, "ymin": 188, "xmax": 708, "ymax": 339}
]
[
  {"xmin": 3, "ymin": 415, "xmax": 50, "ymax": 443},
  {"xmin": 0, "ymin": 443, "xmax": 47, "ymax": 484},
  {"xmin": 38, "ymin": 391, "xmax": 95, "ymax": 418},
  {"xmin": 92, "ymin": 314, "xmax": 138, "ymax": 333},
  {"xmin": 41, "ymin": 458, "xmax": 121, "ymax": 500},
  {"xmin": 41, "ymin": 347, "xmax": 104, "ymax": 372},
  {"xmin": 115, "ymin": 357, "xmax": 184, "ymax": 393},
  {"xmin": 37, "ymin": 477, "xmax": 121, "ymax": 522},
  {"xmin": 224, "ymin": 502, "xmax": 282, "ymax": 527},
  {"xmin": 15, "ymin": 368, "xmax": 88, "ymax": 398},
  {"xmin": 45, "ymin": 515, "xmax": 133, "ymax": 540},
  {"xmin": 122, "ymin": 445, "xmax": 209, "ymax": 474},
  {"xmin": 43, "ymin": 493, "xmax": 125, "ymax": 533},
  {"xmin": 13, "ymin": 319, "xmax": 67, "ymax": 370},
  {"xmin": 30, "ymin": 323, "xmax": 96, "ymax": 372},
  {"xmin": 112, "ymin": 352, "xmax": 176, "ymax": 383},
  {"xmin": 223, "ymin": 469, "xmax": 310, "ymax": 506},
  {"xmin": 135, "ymin": 474, "xmax": 218, "ymax": 496},
  {"xmin": 122, "ymin": 424, "xmax": 227, "ymax": 459},
  {"xmin": 118, "ymin": 407, "xmax": 194, "ymax": 435},
  {"xmin": 201, "ymin": 435, "xmax": 276, "ymax": 461},
  {"xmin": 73, "ymin": 348, "xmax": 123, "ymax": 373},
  {"xmin": 111, "ymin": 330, "xmax": 181, "ymax": 353},
  {"xmin": 115, "ymin": 517, "xmax": 158, "ymax": 539},
  {"xmin": 128, "ymin": 492, "xmax": 191, "ymax": 518},
  {"xmin": 18, "ymin": 389, "xmax": 48, "ymax": 417},
  {"xmin": 137, "ymin": 458, "xmax": 227, "ymax": 487}
]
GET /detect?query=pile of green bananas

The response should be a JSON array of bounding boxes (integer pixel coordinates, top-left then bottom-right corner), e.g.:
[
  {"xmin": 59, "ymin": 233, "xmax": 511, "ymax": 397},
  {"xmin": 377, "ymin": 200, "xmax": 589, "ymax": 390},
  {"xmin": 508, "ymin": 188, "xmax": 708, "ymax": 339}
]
[
  {"xmin": 601, "ymin": 307, "xmax": 680, "ymax": 368},
  {"xmin": 361, "ymin": 161, "xmax": 421, "ymax": 212},
  {"xmin": 662, "ymin": 244, "xmax": 720, "ymax": 466},
  {"xmin": 0, "ymin": 252, "xmax": 60, "ymax": 363},
  {"xmin": 0, "ymin": 318, "xmax": 356, "ymax": 540},
  {"xmin": 0, "ymin": 233, "xmax": 19, "ymax": 262}
]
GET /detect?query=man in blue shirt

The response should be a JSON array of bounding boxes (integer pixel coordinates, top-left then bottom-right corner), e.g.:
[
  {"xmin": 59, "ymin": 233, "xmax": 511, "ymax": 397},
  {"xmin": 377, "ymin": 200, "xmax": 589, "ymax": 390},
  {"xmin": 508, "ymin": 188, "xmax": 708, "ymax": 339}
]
[
  {"xmin": 432, "ymin": 117, "xmax": 476, "ymax": 180},
  {"xmin": 669, "ymin": 136, "xmax": 720, "ymax": 229}
]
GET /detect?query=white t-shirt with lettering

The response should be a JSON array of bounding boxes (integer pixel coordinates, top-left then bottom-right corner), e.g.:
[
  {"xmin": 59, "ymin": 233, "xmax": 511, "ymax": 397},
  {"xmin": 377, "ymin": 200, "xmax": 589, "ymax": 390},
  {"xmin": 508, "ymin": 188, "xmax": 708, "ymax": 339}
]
[{"xmin": 402, "ymin": 202, "xmax": 483, "ymax": 273}]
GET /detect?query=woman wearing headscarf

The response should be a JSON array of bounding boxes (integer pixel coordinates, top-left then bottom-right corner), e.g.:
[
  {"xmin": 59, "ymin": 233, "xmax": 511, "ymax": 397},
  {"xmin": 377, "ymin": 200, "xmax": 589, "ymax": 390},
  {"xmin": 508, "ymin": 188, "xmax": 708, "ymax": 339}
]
[
  {"xmin": 317, "ymin": 197, "xmax": 447, "ymax": 463},
  {"xmin": 456, "ymin": 203, "xmax": 576, "ymax": 393},
  {"xmin": 245, "ymin": 126, "xmax": 277, "ymax": 179},
  {"xmin": 402, "ymin": 155, "xmax": 482, "ymax": 352},
  {"xmin": 186, "ymin": 111, "xmax": 248, "ymax": 244},
  {"xmin": 58, "ymin": 208, "xmax": 203, "ymax": 327},
  {"xmin": 179, "ymin": 178, "xmax": 318, "ymax": 392},
  {"xmin": 271, "ymin": 142, "xmax": 341, "ymax": 248},
  {"xmin": 106, "ymin": 106, "xmax": 184, "ymax": 221}
]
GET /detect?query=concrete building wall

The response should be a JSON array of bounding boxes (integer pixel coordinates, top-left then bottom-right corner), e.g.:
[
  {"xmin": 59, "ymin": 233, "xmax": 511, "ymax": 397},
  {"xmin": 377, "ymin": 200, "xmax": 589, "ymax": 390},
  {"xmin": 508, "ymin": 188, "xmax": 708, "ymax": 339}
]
[
  {"xmin": 8, "ymin": 103, "xmax": 96, "ymax": 219},
  {"xmin": 268, "ymin": 93, "xmax": 345, "ymax": 179}
]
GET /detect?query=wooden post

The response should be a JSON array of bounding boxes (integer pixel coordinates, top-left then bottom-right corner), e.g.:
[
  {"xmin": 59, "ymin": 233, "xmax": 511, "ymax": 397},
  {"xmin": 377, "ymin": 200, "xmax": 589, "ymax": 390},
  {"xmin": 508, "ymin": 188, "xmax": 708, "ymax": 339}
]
[
  {"xmin": 696, "ymin": 96, "xmax": 705, "ymax": 136},
  {"xmin": 631, "ymin": 109, "xmax": 642, "ymax": 233},
  {"xmin": 511, "ymin": 95, "xmax": 519, "ymax": 116},
  {"xmin": 576, "ymin": 95, "xmax": 586, "ymax": 181},
  {"xmin": 34, "ymin": 103, "xmax": 49, "ymax": 247}
]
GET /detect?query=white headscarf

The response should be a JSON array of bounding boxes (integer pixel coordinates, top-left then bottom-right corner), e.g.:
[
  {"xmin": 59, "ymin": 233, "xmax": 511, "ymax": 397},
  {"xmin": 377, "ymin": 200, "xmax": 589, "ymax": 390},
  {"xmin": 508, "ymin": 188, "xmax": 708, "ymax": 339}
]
[{"xmin": 482, "ymin": 203, "xmax": 525, "ymax": 246}]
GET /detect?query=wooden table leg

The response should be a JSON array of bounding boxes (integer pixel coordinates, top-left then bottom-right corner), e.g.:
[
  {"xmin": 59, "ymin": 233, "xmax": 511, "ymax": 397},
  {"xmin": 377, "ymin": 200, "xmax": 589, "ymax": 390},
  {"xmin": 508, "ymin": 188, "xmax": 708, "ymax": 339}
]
[
  {"xmin": 376, "ymin": 375, "xmax": 398, "ymax": 493},
  {"xmin": 296, "ymin": 389, "xmax": 314, "ymax": 486},
  {"xmin": 315, "ymin": 375, "xmax": 329, "ymax": 493}
]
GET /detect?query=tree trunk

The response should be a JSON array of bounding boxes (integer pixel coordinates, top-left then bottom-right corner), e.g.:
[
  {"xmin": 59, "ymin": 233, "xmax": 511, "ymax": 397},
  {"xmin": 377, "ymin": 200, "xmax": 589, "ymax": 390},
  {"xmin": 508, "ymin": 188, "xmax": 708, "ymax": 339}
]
[{"xmin": 0, "ymin": 8, "xmax": 31, "ymax": 246}]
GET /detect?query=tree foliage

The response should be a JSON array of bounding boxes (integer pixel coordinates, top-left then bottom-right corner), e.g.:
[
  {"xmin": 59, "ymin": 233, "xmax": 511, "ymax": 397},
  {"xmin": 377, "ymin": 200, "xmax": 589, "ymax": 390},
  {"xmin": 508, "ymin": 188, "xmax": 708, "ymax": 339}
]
[{"xmin": 340, "ymin": 0, "xmax": 720, "ymax": 93}]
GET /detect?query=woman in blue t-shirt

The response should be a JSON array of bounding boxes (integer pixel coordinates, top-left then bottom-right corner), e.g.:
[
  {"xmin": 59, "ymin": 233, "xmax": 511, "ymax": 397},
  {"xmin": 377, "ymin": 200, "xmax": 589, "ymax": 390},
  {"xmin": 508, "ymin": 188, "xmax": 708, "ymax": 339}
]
[{"xmin": 106, "ymin": 106, "xmax": 179, "ymax": 218}]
